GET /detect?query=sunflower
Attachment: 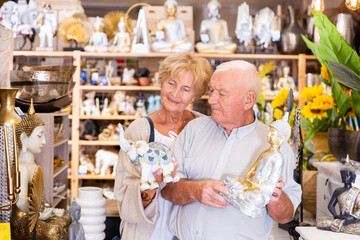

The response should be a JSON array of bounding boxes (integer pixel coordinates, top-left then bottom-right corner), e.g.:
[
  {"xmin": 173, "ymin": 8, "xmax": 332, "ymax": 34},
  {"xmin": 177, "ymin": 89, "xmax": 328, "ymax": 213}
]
[
  {"xmin": 311, "ymin": 95, "xmax": 335, "ymax": 110},
  {"xmin": 302, "ymin": 102, "xmax": 328, "ymax": 120},
  {"xmin": 300, "ymin": 85, "xmax": 324, "ymax": 101},
  {"xmin": 321, "ymin": 64, "xmax": 330, "ymax": 83},
  {"xmin": 271, "ymin": 88, "xmax": 289, "ymax": 108},
  {"xmin": 274, "ymin": 108, "xmax": 283, "ymax": 120}
]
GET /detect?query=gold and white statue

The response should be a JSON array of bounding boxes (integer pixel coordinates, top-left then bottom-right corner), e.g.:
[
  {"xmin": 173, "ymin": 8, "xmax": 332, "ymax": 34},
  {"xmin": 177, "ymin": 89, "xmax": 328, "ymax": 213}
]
[
  {"xmin": 109, "ymin": 17, "xmax": 131, "ymax": 52},
  {"xmin": 196, "ymin": 0, "xmax": 236, "ymax": 54},
  {"xmin": 223, "ymin": 111, "xmax": 292, "ymax": 218},
  {"xmin": 151, "ymin": 0, "xmax": 193, "ymax": 52},
  {"xmin": 84, "ymin": 16, "xmax": 108, "ymax": 52}
]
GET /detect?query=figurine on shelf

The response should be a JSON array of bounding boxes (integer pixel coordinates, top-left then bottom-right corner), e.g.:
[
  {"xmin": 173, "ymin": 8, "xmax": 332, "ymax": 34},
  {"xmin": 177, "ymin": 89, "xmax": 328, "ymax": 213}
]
[
  {"xmin": 135, "ymin": 94, "xmax": 147, "ymax": 117},
  {"xmin": 105, "ymin": 61, "xmax": 114, "ymax": 85},
  {"xmin": 68, "ymin": 199, "xmax": 85, "ymax": 240},
  {"xmin": 263, "ymin": 102, "xmax": 274, "ymax": 126},
  {"xmin": 118, "ymin": 123, "xmax": 180, "ymax": 191},
  {"xmin": 151, "ymin": 0, "xmax": 193, "ymax": 52},
  {"xmin": 258, "ymin": 64, "xmax": 273, "ymax": 97},
  {"xmin": 84, "ymin": 16, "xmax": 108, "ymax": 52},
  {"xmin": 146, "ymin": 95, "xmax": 156, "ymax": 114},
  {"xmin": 108, "ymin": 90, "xmax": 126, "ymax": 115},
  {"xmin": 98, "ymin": 124, "xmax": 119, "ymax": 141},
  {"xmin": 122, "ymin": 67, "xmax": 137, "ymax": 85},
  {"xmin": 94, "ymin": 149, "xmax": 118, "ymax": 176},
  {"xmin": 153, "ymin": 95, "xmax": 162, "ymax": 111},
  {"xmin": 79, "ymin": 120, "xmax": 98, "ymax": 141},
  {"xmin": 317, "ymin": 155, "xmax": 360, "ymax": 235},
  {"xmin": 11, "ymin": 100, "xmax": 71, "ymax": 239},
  {"xmin": 276, "ymin": 66, "xmax": 296, "ymax": 93},
  {"xmin": 195, "ymin": 0, "xmax": 236, "ymax": 54},
  {"xmin": 235, "ymin": 2, "xmax": 253, "ymax": 48},
  {"xmin": 131, "ymin": 9, "xmax": 150, "ymax": 53},
  {"xmin": 81, "ymin": 91, "xmax": 96, "ymax": 116},
  {"xmin": 79, "ymin": 148, "xmax": 95, "ymax": 174},
  {"xmin": 92, "ymin": 98, "xmax": 101, "ymax": 116},
  {"xmin": 101, "ymin": 98, "xmax": 111, "ymax": 116},
  {"xmin": 151, "ymin": 71, "xmax": 160, "ymax": 86},
  {"xmin": 253, "ymin": 7, "xmax": 275, "ymax": 49},
  {"xmin": 36, "ymin": 3, "xmax": 57, "ymax": 51},
  {"xmin": 109, "ymin": 17, "xmax": 131, "ymax": 53},
  {"xmin": 124, "ymin": 95, "xmax": 136, "ymax": 115},
  {"xmin": 138, "ymin": 68, "xmax": 151, "ymax": 86},
  {"xmin": 223, "ymin": 109, "xmax": 292, "ymax": 218}
]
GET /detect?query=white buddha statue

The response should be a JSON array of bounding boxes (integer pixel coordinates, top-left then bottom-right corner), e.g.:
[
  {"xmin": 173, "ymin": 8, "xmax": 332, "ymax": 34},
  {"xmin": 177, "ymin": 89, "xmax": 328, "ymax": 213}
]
[
  {"xmin": 85, "ymin": 16, "xmax": 108, "ymax": 52},
  {"xmin": 151, "ymin": 0, "xmax": 193, "ymax": 52},
  {"xmin": 276, "ymin": 66, "xmax": 296, "ymax": 92},
  {"xmin": 195, "ymin": 0, "xmax": 236, "ymax": 54},
  {"xmin": 109, "ymin": 17, "xmax": 131, "ymax": 53}
]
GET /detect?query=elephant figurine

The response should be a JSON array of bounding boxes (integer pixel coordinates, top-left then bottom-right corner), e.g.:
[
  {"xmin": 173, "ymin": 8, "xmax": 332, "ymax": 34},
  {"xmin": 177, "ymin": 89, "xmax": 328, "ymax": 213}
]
[{"xmin": 118, "ymin": 123, "xmax": 180, "ymax": 191}]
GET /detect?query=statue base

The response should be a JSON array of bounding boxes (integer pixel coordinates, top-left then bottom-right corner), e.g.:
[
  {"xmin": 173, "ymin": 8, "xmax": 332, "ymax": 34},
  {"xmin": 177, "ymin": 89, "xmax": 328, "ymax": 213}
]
[{"xmin": 36, "ymin": 47, "xmax": 53, "ymax": 51}]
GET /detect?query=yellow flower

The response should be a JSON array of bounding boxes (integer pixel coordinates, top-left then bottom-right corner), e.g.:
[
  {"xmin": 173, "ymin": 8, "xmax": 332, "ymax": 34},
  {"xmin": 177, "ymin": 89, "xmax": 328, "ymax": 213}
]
[
  {"xmin": 274, "ymin": 108, "xmax": 283, "ymax": 120},
  {"xmin": 271, "ymin": 88, "xmax": 289, "ymax": 108},
  {"xmin": 321, "ymin": 64, "xmax": 330, "ymax": 83},
  {"xmin": 302, "ymin": 102, "xmax": 328, "ymax": 120},
  {"xmin": 311, "ymin": 95, "xmax": 335, "ymax": 110},
  {"xmin": 300, "ymin": 85, "xmax": 324, "ymax": 101}
]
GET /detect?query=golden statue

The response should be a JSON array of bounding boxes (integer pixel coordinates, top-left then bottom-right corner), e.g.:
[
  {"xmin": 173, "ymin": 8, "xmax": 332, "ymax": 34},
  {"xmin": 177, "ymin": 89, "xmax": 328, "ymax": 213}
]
[
  {"xmin": 11, "ymin": 100, "xmax": 71, "ymax": 239},
  {"xmin": 195, "ymin": 0, "xmax": 237, "ymax": 54},
  {"xmin": 317, "ymin": 156, "xmax": 360, "ymax": 235},
  {"xmin": 223, "ymin": 112, "xmax": 292, "ymax": 218},
  {"xmin": 151, "ymin": 0, "xmax": 193, "ymax": 52}
]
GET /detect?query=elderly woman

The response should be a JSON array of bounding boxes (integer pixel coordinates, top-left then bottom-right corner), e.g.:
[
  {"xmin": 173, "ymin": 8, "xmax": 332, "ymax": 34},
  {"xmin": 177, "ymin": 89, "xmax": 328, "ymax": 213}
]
[{"xmin": 114, "ymin": 53, "xmax": 212, "ymax": 239}]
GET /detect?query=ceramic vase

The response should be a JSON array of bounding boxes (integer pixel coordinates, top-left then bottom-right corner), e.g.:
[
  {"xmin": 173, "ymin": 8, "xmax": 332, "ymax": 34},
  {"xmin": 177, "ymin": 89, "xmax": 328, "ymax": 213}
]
[
  {"xmin": 0, "ymin": 88, "xmax": 21, "ymax": 223},
  {"xmin": 77, "ymin": 187, "xmax": 106, "ymax": 240}
]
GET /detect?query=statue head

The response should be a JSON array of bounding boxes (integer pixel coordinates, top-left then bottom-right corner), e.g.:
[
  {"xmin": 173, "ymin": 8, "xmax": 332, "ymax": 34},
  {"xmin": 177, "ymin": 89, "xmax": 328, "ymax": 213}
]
[
  {"xmin": 16, "ymin": 100, "xmax": 46, "ymax": 153},
  {"xmin": 207, "ymin": 0, "xmax": 221, "ymax": 19},
  {"xmin": 118, "ymin": 17, "xmax": 126, "ymax": 33},
  {"xmin": 94, "ymin": 16, "xmax": 103, "ymax": 32},
  {"xmin": 269, "ymin": 112, "xmax": 291, "ymax": 147},
  {"xmin": 69, "ymin": 199, "xmax": 81, "ymax": 222},
  {"xmin": 340, "ymin": 155, "xmax": 356, "ymax": 185},
  {"xmin": 164, "ymin": 0, "xmax": 178, "ymax": 17}
]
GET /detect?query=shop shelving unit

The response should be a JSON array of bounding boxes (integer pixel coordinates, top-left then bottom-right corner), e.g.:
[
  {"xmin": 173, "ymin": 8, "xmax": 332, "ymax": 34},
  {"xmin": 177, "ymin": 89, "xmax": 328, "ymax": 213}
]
[{"xmin": 14, "ymin": 50, "xmax": 317, "ymax": 215}]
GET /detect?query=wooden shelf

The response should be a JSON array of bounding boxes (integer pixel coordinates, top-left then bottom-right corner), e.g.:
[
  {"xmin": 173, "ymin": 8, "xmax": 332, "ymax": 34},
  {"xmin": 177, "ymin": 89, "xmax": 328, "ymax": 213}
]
[
  {"xmin": 79, "ymin": 51, "xmax": 171, "ymax": 58},
  {"xmin": 14, "ymin": 50, "xmax": 75, "ymax": 57},
  {"xmin": 79, "ymin": 115, "xmax": 139, "ymax": 120},
  {"xmin": 53, "ymin": 165, "xmax": 68, "ymax": 178},
  {"xmin": 80, "ymin": 85, "xmax": 161, "ymax": 91},
  {"xmin": 79, "ymin": 140, "xmax": 119, "ymax": 146},
  {"xmin": 53, "ymin": 190, "xmax": 67, "ymax": 207},
  {"xmin": 78, "ymin": 174, "xmax": 115, "ymax": 180},
  {"xmin": 54, "ymin": 138, "xmax": 68, "ymax": 147}
]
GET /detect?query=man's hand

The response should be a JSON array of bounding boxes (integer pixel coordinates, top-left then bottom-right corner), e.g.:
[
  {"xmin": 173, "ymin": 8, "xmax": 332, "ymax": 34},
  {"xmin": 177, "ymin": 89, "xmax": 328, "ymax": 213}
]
[
  {"xmin": 194, "ymin": 180, "xmax": 230, "ymax": 209},
  {"xmin": 270, "ymin": 176, "xmax": 285, "ymax": 202},
  {"xmin": 153, "ymin": 160, "xmax": 178, "ymax": 185}
]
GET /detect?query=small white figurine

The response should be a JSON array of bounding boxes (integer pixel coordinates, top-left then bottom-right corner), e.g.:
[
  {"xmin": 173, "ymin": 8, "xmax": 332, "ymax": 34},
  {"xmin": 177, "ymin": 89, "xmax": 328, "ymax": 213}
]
[
  {"xmin": 36, "ymin": 3, "xmax": 57, "ymax": 51},
  {"xmin": 105, "ymin": 61, "xmax": 114, "ymax": 85},
  {"xmin": 235, "ymin": 2, "xmax": 253, "ymax": 47},
  {"xmin": 84, "ymin": 16, "xmax": 108, "ymax": 52},
  {"xmin": 263, "ymin": 102, "xmax": 274, "ymax": 126},
  {"xmin": 253, "ymin": 7, "xmax": 275, "ymax": 49},
  {"xmin": 122, "ymin": 67, "xmax": 136, "ymax": 85},
  {"xmin": 146, "ymin": 95, "xmax": 156, "ymax": 114},
  {"xmin": 118, "ymin": 123, "xmax": 180, "ymax": 191},
  {"xmin": 94, "ymin": 149, "xmax": 118, "ymax": 176},
  {"xmin": 151, "ymin": 0, "xmax": 193, "ymax": 52},
  {"xmin": 135, "ymin": 98, "xmax": 147, "ymax": 117},
  {"xmin": 79, "ymin": 148, "xmax": 95, "ymax": 174},
  {"xmin": 101, "ymin": 98, "xmax": 111, "ymax": 116},
  {"xmin": 92, "ymin": 97, "xmax": 101, "ymax": 116},
  {"xmin": 276, "ymin": 66, "xmax": 296, "ymax": 91},
  {"xmin": 124, "ymin": 95, "xmax": 136, "ymax": 115},
  {"xmin": 81, "ymin": 91, "xmax": 96, "ymax": 116},
  {"xmin": 110, "ymin": 17, "xmax": 131, "ymax": 53},
  {"xmin": 108, "ymin": 90, "xmax": 126, "ymax": 115}
]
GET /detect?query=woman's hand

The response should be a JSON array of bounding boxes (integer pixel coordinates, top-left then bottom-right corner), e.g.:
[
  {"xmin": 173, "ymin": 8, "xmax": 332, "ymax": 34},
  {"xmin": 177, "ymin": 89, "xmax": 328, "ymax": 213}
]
[{"xmin": 153, "ymin": 160, "xmax": 178, "ymax": 185}]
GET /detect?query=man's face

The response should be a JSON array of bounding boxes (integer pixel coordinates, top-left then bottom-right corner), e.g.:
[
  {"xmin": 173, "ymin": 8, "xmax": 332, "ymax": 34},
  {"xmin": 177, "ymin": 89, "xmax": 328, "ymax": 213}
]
[{"xmin": 208, "ymin": 70, "xmax": 246, "ymax": 129}]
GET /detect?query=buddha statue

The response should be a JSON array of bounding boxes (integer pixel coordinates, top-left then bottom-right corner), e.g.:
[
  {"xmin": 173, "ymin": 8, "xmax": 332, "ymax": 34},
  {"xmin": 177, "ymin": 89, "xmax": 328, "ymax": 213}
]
[
  {"xmin": 84, "ymin": 16, "xmax": 108, "ymax": 52},
  {"xmin": 317, "ymin": 156, "xmax": 360, "ymax": 235},
  {"xmin": 109, "ymin": 17, "xmax": 131, "ymax": 53},
  {"xmin": 151, "ymin": 0, "xmax": 193, "ymax": 52},
  {"xmin": 276, "ymin": 66, "xmax": 296, "ymax": 91},
  {"xmin": 195, "ymin": 0, "xmax": 237, "ymax": 54},
  {"xmin": 223, "ymin": 112, "xmax": 291, "ymax": 218},
  {"xmin": 68, "ymin": 199, "xmax": 85, "ymax": 240},
  {"xmin": 11, "ymin": 101, "xmax": 71, "ymax": 239}
]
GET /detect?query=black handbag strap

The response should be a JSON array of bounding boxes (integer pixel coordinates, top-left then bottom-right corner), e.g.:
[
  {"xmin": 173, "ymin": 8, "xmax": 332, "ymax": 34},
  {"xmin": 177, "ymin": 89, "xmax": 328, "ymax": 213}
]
[{"xmin": 144, "ymin": 116, "xmax": 155, "ymax": 142}]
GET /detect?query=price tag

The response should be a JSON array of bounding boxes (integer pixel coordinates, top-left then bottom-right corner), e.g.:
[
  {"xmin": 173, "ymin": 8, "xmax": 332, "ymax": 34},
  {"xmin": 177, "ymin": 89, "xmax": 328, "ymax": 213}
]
[{"xmin": 0, "ymin": 223, "xmax": 11, "ymax": 240}]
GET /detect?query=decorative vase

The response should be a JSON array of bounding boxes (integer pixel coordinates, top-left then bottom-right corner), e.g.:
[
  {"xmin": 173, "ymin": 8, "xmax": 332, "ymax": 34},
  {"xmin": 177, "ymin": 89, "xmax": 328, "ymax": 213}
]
[
  {"xmin": 138, "ymin": 77, "xmax": 151, "ymax": 86},
  {"xmin": 278, "ymin": 6, "xmax": 308, "ymax": 54},
  {"xmin": 77, "ymin": 187, "xmax": 106, "ymax": 240},
  {"xmin": 328, "ymin": 128, "xmax": 360, "ymax": 162},
  {"xmin": 0, "ymin": 88, "xmax": 21, "ymax": 223},
  {"xmin": 312, "ymin": 131, "xmax": 329, "ymax": 154}
]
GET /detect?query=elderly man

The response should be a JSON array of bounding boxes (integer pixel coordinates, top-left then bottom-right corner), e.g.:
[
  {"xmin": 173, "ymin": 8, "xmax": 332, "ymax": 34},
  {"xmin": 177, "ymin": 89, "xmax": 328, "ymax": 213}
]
[{"xmin": 162, "ymin": 60, "xmax": 301, "ymax": 239}]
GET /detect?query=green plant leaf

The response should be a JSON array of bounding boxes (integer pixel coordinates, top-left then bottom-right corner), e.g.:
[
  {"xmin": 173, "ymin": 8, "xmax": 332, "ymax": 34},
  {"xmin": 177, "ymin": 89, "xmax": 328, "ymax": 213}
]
[
  {"xmin": 313, "ymin": 13, "xmax": 360, "ymax": 75},
  {"xmin": 352, "ymin": 91, "xmax": 360, "ymax": 121},
  {"xmin": 301, "ymin": 35, "xmax": 323, "ymax": 64},
  {"xmin": 328, "ymin": 61, "xmax": 360, "ymax": 94}
]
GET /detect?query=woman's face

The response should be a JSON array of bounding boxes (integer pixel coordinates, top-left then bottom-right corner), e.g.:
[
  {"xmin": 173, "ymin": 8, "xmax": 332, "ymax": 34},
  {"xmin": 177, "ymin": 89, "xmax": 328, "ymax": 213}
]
[{"xmin": 161, "ymin": 71, "xmax": 196, "ymax": 114}]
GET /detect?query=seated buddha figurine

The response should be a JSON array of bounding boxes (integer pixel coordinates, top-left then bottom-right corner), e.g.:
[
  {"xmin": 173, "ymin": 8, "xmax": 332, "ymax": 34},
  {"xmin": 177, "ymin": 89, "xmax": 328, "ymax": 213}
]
[
  {"xmin": 195, "ymin": 0, "xmax": 237, "ymax": 54},
  {"xmin": 276, "ymin": 66, "xmax": 296, "ymax": 91},
  {"xmin": 109, "ymin": 17, "xmax": 131, "ymax": 53},
  {"xmin": 317, "ymin": 156, "xmax": 360, "ymax": 235},
  {"xmin": 11, "ymin": 101, "xmax": 70, "ymax": 240},
  {"xmin": 84, "ymin": 16, "xmax": 108, "ymax": 52},
  {"xmin": 223, "ymin": 112, "xmax": 291, "ymax": 218},
  {"xmin": 151, "ymin": 0, "xmax": 193, "ymax": 52}
]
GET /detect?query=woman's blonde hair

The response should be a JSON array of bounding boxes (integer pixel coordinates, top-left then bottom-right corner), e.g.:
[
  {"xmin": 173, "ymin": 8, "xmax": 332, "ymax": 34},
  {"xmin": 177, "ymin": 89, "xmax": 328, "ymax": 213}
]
[{"xmin": 158, "ymin": 53, "xmax": 212, "ymax": 100}]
